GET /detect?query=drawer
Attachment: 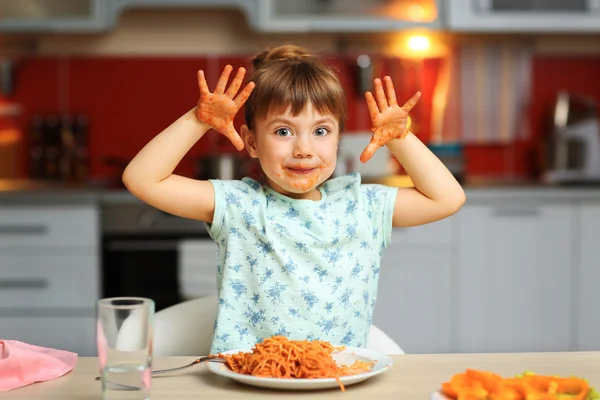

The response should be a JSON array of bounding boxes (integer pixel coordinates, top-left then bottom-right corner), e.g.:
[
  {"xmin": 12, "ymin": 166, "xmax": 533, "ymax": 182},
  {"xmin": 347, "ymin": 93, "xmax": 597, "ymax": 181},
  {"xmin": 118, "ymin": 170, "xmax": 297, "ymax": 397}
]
[
  {"xmin": 391, "ymin": 213, "xmax": 456, "ymax": 245},
  {"xmin": 0, "ymin": 254, "xmax": 99, "ymax": 309},
  {"xmin": 0, "ymin": 315, "xmax": 96, "ymax": 356},
  {"xmin": 178, "ymin": 239, "xmax": 217, "ymax": 299},
  {"xmin": 0, "ymin": 205, "xmax": 98, "ymax": 248}
]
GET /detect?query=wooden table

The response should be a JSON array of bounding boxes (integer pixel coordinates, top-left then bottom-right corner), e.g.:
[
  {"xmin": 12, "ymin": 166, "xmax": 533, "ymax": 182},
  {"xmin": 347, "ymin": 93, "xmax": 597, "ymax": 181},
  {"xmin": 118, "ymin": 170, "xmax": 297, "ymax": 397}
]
[{"xmin": 4, "ymin": 352, "xmax": 600, "ymax": 399}]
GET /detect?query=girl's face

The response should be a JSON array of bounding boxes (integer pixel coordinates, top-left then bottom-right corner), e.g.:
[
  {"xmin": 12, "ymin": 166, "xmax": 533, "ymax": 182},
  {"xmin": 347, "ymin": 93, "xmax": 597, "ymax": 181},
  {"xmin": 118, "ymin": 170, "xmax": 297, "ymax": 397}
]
[{"xmin": 243, "ymin": 102, "xmax": 339, "ymax": 200}]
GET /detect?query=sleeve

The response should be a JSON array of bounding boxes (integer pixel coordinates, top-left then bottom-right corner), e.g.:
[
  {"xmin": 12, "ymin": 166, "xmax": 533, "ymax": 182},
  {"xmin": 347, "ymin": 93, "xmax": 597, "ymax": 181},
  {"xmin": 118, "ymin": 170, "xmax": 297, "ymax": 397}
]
[
  {"xmin": 360, "ymin": 183, "xmax": 398, "ymax": 249},
  {"xmin": 205, "ymin": 179, "xmax": 259, "ymax": 242}
]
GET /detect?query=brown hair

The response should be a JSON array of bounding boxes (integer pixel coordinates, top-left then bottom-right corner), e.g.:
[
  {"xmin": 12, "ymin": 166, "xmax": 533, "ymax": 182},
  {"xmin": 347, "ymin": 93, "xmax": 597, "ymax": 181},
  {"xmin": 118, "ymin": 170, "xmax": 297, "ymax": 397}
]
[{"xmin": 244, "ymin": 45, "xmax": 347, "ymax": 132}]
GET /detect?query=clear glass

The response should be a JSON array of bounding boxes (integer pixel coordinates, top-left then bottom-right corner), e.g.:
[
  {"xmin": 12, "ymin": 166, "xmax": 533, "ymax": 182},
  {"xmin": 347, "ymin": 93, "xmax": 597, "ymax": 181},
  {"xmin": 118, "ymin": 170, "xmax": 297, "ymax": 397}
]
[{"xmin": 97, "ymin": 297, "xmax": 154, "ymax": 400}]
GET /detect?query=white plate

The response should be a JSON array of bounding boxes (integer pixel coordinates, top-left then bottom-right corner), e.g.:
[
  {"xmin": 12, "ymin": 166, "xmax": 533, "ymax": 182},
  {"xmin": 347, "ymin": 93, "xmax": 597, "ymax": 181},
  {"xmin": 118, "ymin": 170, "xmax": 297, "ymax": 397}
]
[
  {"xmin": 431, "ymin": 392, "xmax": 451, "ymax": 400},
  {"xmin": 207, "ymin": 346, "xmax": 393, "ymax": 391}
]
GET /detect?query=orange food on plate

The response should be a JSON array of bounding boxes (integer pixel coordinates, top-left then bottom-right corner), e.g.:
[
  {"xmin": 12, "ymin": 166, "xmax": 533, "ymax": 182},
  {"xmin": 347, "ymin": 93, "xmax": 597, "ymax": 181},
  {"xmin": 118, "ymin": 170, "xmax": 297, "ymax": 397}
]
[
  {"xmin": 440, "ymin": 369, "xmax": 598, "ymax": 400},
  {"xmin": 217, "ymin": 335, "xmax": 375, "ymax": 392}
]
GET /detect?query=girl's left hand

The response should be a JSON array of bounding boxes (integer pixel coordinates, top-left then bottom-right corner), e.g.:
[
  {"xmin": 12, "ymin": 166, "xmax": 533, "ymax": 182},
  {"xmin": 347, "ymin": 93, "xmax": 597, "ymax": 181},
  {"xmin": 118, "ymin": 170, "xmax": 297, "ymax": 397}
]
[{"xmin": 360, "ymin": 76, "xmax": 421, "ymax": 163}]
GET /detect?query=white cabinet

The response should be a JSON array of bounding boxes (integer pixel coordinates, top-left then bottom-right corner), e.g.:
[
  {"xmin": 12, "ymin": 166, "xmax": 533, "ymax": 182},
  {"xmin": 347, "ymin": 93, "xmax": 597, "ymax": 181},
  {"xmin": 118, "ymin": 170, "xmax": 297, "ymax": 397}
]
[
  {"xmin": 447, "ymin": 0, "xmax": 600, "ymax": 32},
  {"xmin": 577, "ymin": 204, "xmax": 600, "ymax": 351},
  {"xmin": 374, "ymin": 216, "xmax": 457, "ymax": 354},
  {"xmin": 0, "ymin": 0, "xmax": 246, "ymax": 32},
  {"xmin": 368, "ymin": 193, "xmax": 600, "ymax": 355},
  {"xmin": 0, "ymin": 0, "xmax": 109, "ymax": 32},
  {"xmin": 0, "ymin": 254, "xmax": 98, "ymax": 309},
  {"xmin": 256, "ymin": 0, "xmax": 444, "ymax": 32},
  {"xmin": 108, "ymin": 0, "xmax": 256, "ymax": 29},
  {"xmin": 178, "ymin": 239, "xmax": 218, "ymax": 300},
  {"xmin": 457, "ymin": 203, "xmax": 576, "ymax": 353},
  {"xmin": 0, "ymin": 205, "xmax": 97, "ymax": 249},
  {"xmin": 0, "ymin": 203, "xmax": 99, "ymax": 356},
  {"xmin": 110, "ymin": 0, "xmax": 444, "ymax": 33}
]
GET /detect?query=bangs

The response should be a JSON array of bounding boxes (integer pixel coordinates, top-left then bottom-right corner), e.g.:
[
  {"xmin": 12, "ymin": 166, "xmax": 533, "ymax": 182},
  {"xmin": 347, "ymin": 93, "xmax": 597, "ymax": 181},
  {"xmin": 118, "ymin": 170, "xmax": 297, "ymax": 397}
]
[{"xmin": 245, "ymin": 62, "xmax": 347, "ymax": 131}]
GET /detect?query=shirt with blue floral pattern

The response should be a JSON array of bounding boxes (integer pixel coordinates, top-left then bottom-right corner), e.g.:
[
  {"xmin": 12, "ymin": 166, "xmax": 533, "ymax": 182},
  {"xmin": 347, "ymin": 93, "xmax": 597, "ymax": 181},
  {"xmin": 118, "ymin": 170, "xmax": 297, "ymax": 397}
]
[{"xmin": 206, "ymin": 172, "xmax": 398, "ymax": 353}]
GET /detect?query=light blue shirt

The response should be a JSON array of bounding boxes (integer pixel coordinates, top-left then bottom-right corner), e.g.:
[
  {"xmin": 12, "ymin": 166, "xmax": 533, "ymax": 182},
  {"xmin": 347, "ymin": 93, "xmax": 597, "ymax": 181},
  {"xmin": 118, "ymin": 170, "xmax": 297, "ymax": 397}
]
[{"xmin": 206, "ymin": 172, "xmax": 398, "ymax": 353}]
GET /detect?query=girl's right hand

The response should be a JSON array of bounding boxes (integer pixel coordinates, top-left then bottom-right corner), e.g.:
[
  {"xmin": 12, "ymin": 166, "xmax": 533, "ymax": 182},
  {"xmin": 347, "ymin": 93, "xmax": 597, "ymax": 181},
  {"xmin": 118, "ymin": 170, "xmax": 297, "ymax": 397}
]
[{"xmin": 195, "ymin": 65, "xmax": 255, "ymax": 151}]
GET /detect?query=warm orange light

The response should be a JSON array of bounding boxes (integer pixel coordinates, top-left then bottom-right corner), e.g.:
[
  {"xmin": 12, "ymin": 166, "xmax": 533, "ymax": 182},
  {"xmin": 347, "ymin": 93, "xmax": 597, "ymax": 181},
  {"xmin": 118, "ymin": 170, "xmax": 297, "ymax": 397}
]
[
  {"xmin": 408, "ymin": 35, "xmax": 430, "ymax": 51},
  {"xmin": 407, "ymin": 4, "xmax": 426, "ymax": 21},
  {"xmin": 376, "ymin": 0, "xmax": 437, "ymax": 22}
]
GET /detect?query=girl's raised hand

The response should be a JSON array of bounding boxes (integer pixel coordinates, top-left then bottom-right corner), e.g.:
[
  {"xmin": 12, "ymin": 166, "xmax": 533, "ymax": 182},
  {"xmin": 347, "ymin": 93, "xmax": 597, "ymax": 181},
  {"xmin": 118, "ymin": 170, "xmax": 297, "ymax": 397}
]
[
  {"xmin": 360, "ymin": 76, "xmax": 421, "ymax": 163},
  {"xmin": 195, "ymin": 65, "xmax": 255, "ymax": 151}
]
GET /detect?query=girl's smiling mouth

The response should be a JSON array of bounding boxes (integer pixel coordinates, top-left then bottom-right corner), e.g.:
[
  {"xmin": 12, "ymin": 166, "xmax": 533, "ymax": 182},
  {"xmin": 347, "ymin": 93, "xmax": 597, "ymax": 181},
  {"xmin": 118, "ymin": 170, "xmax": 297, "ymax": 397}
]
[
  {"xmin": 285, "ymin": 165, "xmax": 318, "ymax": 175},
  {"xmin": 274, "ymin": 161, "xmax": 333, "ymax": 194}
]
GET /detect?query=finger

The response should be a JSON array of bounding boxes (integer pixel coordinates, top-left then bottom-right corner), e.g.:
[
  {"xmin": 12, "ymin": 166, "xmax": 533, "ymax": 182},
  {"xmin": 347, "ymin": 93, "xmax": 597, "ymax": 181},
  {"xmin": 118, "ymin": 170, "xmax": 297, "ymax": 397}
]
[
  {"xmin": 402, "ymin": 91, "xmax": 422, "ymax": 112},
  {"xmin": 214, "ymin": 65, "xmax": 233, "ymax": 94},
  {"xmin": 383, "ymin": 76, "xmax": 397, "ymax": 106},
  {"xmin": 224, "ymin": 127, "xmax": 245, "ymax": 151},
  {"xmin": 365, "ymin": 91, "xmax": 380, "ymax": 122},
  {"xmin": 234, "ymin": 81, "xmax": 256, "ymax": 109},
  {"xmin": 359, "ymin": 139, "xmax": 380, "ymax": 164},
  {"xmin": 197, "ymin": 70, "xmax": 209, "ymax": 94},
  {"xmin": 225, "ymin": 67, "xmax": 247, "ymax": 98},
  {"xmin": 374, "ymin": 78, "xmax": 388, "ymax": 110}
]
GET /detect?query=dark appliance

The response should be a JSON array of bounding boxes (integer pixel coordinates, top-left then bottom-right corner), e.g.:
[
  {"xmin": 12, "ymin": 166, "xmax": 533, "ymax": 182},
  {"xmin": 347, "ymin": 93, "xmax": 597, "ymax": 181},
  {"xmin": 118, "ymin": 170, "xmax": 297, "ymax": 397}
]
[{"xmin": 101, "ymin": 202, "xmax": 210, "ymax": 312}]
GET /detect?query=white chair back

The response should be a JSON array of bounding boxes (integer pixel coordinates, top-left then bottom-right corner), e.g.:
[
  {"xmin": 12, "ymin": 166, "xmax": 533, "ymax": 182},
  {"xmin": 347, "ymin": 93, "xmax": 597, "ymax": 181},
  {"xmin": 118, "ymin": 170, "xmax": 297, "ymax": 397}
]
[{"xmin": 151, "ymin": 295, "xmax": 405, "ymax": 356}]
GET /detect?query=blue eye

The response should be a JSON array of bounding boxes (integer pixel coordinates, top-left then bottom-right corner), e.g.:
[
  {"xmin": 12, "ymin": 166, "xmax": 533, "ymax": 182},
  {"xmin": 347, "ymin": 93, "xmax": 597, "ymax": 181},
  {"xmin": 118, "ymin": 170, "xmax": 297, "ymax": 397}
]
[
  {"xmin": 276, "ymin": 128, "xmax": 291, "ymax": 137},
  {"xmin": 314, "ymin": 127, "xmax": 329, "ymax": 137}
]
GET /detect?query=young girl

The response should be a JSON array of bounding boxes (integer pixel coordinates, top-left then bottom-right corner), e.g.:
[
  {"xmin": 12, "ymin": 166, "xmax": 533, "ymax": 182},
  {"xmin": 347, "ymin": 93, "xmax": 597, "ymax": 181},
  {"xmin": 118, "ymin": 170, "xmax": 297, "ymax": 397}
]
[{"xmin": 123, "ymin": 45, "xmax": 465, "ymax": 353}]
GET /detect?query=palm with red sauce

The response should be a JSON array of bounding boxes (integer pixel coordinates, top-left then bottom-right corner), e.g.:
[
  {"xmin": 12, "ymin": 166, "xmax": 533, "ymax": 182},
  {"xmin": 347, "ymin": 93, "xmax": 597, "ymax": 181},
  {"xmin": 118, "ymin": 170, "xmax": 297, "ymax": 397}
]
[
  {"xmin": 195, "ymin": 65, "xmax": 255, "ymax": 151},
  {"xmin": 360, "ymin": 76, "xmax": 421, "ymax": 163}
]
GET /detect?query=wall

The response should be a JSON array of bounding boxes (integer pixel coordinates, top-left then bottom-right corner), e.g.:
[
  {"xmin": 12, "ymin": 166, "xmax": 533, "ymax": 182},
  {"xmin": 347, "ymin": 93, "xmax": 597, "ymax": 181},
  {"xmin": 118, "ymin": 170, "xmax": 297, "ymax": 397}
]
[
  {"xmin": 9, "ymin": 53, "xmax": 441, "ymax": 178},
  {"xmin": 3, "ymin": 9, "xmax": 600, "ymax": 181}
]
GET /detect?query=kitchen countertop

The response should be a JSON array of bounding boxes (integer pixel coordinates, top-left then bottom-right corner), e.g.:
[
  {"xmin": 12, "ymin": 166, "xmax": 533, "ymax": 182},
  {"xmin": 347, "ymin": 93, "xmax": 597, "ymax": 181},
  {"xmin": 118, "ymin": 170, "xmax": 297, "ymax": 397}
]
[
  {"xmin": 364, "ymin": 175, "xmax": 600, "ymax": 202},
  {"xmin": 3, "ymin": 352, "xmax": 600, "ymax": 400},
  {"xmin": 1, "ymin": 177, "xmax": 600, "ymax": 205},
  {"xmin": 0, "ymin": 179, "xmax": 142, "ymax": 205}
]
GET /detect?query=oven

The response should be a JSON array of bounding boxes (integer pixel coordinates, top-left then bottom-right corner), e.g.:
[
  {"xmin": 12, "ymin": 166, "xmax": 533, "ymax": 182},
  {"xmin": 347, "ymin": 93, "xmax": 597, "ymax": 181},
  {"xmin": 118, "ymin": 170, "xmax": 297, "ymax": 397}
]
[{"xmin": 101, "ymin": 201, "xmax": 217, "ymax": 312}]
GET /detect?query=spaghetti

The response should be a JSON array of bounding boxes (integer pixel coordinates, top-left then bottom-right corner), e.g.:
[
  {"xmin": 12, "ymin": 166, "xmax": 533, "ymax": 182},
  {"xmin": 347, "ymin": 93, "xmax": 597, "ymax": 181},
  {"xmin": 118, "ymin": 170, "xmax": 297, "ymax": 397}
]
[{"xmin": 217, "ymin": 335, "xmax": 375, "ymax": 391}]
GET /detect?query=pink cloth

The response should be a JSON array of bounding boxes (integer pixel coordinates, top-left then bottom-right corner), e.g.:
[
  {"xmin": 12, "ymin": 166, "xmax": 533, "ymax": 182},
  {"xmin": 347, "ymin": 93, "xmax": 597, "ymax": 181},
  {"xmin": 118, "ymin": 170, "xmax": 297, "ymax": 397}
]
[{"xmin": 0, "ymin": 339, "xmax": 77, "ymax": 392}]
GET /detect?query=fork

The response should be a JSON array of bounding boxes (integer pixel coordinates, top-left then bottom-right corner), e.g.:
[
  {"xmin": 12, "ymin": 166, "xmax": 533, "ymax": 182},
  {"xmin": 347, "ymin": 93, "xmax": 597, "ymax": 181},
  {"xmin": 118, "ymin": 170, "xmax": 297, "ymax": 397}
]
[{"xmin": 94, "ymin": 355, "xmax": 227, "ymax": 381}]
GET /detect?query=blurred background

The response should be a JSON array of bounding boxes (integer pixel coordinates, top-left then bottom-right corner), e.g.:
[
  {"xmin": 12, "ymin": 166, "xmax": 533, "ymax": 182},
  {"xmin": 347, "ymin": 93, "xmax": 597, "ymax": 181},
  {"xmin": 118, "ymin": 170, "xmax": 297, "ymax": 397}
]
[{"xmin": 0, "ymin": 0, "xmax": 599, "ymax": 357}]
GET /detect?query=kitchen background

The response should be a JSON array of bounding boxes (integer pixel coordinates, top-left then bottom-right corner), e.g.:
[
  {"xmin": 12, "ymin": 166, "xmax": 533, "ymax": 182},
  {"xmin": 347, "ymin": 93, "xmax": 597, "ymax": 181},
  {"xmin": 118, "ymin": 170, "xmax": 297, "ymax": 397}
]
[{"xmin": 1, "ymin": 0, "xmax": 600, "ymax": 357}]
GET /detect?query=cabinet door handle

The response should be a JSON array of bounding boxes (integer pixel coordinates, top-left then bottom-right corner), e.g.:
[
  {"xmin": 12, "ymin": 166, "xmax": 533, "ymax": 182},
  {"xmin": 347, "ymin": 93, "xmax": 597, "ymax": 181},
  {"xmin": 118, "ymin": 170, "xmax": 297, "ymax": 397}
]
[
  {"xmin": 493, "ymin": 207, "xmax": 540, "ymax": 217},
  {"xmin": 0, "ymin": 225, "xmax": 48, "ymax": 235},
  {"xmin": 105, "ymin": 239, "xmax": 179, "ymax": 251},
  {"xmin": 0, "ymin": 279, "xmax": 49, "ymax": 289}
]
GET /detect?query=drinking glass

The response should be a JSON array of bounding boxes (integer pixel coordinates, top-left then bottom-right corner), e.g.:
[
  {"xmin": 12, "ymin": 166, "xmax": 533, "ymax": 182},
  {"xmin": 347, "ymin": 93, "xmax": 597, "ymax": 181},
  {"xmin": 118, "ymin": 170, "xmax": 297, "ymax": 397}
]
[{"xmin": 97, "ymin": 297, "xmax": 154, "ymax": 400}]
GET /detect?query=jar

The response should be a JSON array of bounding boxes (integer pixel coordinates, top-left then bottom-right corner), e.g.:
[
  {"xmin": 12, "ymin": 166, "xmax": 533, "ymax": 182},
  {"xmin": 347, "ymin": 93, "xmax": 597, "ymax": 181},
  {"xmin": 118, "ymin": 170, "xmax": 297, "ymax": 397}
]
[{"xmin": 0, "ymin": 103, "xmax": 22, "ymax": 179}]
